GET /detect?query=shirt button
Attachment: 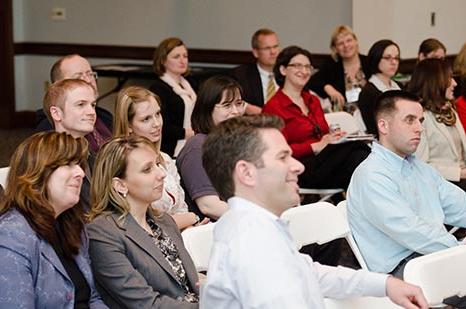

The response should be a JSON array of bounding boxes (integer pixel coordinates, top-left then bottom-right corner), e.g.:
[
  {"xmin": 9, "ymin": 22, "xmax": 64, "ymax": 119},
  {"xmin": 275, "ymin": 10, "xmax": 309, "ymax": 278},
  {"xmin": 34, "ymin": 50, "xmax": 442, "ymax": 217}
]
[{"xmin": 66, "ymin": 292, "xmax": 73, "ymax": 302}]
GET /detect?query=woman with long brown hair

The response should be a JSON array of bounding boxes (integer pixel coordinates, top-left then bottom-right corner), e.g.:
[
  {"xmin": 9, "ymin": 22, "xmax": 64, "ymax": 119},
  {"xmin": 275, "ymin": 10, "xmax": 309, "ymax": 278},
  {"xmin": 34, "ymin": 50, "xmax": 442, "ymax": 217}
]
[
  {"xmin": 0, "ymin": 131, "xmax": 106, "ymax": 308},
  {"xmin": 408, "ymin": 59, "xmax": 466, "ymax": 189}
]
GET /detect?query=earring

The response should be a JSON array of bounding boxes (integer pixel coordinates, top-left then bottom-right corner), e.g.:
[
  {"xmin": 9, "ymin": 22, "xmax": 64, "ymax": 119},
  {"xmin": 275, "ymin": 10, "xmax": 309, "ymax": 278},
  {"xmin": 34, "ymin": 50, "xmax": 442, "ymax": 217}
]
[{"xmin": 119, "ymin": 191, "xmax": 127, "ymax": 198}]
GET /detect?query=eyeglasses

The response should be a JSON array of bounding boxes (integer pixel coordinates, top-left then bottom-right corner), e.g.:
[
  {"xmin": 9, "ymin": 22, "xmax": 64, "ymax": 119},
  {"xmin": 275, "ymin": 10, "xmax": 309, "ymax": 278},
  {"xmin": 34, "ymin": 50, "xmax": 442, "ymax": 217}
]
[
  {"xmin": 72, "ymin": 71, "xmax": 98, "ymax": 80},
  {"xmin": 215, "ymin": 99, "xmax": 246, "ymax": 111},
  {"xmin": 381, "ymin": 56, "xmax": 400, "ymax": 62},
  {"xmin": 256, "ymin": 44, "xmax": 280, "ymax": 52},
  {"xmin": 287, "ymin": 63, "xmax": 314, "ymax": 72}
]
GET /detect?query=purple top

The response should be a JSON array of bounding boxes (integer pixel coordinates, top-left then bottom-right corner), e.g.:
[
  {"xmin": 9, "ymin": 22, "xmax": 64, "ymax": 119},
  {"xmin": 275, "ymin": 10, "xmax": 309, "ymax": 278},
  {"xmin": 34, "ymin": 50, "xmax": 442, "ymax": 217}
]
[{"xmin": 176, "ymin": 133, "xmax": 219, "ymax": 219}]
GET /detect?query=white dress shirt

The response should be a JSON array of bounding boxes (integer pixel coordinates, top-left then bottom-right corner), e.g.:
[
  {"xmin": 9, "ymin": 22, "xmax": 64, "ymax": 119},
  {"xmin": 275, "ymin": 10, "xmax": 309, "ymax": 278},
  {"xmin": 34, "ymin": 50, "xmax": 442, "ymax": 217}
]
[
  {"xmin": 257, "ymin": 64, "xmax": 278, "ymax": 104},
  {"xmin": 201, "ymin": 197, "xmax": 388, "ymax": 309}
]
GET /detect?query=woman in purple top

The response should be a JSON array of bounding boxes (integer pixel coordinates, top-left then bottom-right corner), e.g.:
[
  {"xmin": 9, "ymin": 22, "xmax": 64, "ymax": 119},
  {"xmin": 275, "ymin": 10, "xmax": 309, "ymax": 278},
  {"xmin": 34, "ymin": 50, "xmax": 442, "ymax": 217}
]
[{"xmin": 177, "ymin": 76, "xmax": 245, "ymax": 220}]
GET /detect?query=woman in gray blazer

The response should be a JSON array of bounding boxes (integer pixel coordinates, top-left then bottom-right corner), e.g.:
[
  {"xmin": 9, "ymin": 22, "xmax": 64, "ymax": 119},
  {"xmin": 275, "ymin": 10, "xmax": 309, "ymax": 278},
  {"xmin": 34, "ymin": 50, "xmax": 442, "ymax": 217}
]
[{"xmin": 87, "ymin": 136, "xmax": 199, "ymax": 308}]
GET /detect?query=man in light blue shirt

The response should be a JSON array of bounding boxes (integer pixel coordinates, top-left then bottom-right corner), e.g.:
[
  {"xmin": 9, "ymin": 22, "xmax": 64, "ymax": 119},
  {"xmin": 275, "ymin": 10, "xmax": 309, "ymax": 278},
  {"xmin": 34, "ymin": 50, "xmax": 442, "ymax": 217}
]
[
  {"xmin": 348, "ymin": 90, "xmax": 466, "ymax": 276},
  {"xmin": 200, "ymin": 114, "xmax": 427, "ymax": 308}
]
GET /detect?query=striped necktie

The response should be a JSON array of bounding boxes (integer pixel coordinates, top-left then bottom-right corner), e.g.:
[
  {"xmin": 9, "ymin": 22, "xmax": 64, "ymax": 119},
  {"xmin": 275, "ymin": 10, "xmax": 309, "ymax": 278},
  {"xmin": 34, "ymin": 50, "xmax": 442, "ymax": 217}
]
[{"xmin": 266, "ymin": 74, "xmax": 276, "ymax": 102}]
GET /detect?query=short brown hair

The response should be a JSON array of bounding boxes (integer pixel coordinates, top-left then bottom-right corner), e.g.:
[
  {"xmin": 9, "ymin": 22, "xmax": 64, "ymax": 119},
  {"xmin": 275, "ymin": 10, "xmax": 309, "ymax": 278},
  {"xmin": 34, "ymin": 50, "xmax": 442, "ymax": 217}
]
[
  {"xmin": 43, "ymin": 78, "xmax": 97, "ymax": 125},
  {"xmin": 202, "ymin": 115, "xmax": 283, "ymax": 200},
  {"xmin": 0, "ymin": 131, "xmax": 88, "ymax": 258},
  {"xmin": 374, "ymin": 90, "xmax": 421, "ymax": 122},
  {"xmin": 418, "ymin": 38, "xmax": 446, "ymax": 59},
  {"xmin": 152, "ymin": 37, "xmax": 186, "ymax": 76},
  {"xmin": 251, "ymin": 28, "xmax": 276, "ymax": 49}
]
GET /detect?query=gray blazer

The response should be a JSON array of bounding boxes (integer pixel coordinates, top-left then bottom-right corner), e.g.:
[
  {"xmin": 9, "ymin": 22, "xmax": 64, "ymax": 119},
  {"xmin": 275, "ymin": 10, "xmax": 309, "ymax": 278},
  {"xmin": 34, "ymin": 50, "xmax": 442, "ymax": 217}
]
[{"xmin": 87, "ymin": 211, "xmax": 199, "ymax": 309}]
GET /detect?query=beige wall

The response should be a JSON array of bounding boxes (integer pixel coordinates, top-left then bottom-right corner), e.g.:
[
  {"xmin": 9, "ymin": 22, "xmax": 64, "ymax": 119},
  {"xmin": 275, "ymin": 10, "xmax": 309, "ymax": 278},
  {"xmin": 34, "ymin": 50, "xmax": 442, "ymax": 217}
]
[{"xmin": 353, "ymin": 0, "xmax": 466, "ymax": 57}]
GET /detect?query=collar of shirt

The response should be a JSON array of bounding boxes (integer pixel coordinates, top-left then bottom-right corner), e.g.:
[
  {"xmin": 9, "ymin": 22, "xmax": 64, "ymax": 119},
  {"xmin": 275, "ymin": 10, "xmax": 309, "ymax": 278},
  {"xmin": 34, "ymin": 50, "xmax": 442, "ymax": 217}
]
[
  {"xmin": 372, "ymin": 142, "xmax": 415, "ymax": 174},
  {"xmin": 228, "ymin": 196, "xmax": 290, "ymax": 230},
  {"xmin": 257, "ymin": 63, "xmax": 277, "ymax": 99},
  {"xmin": 369, "ymin": 74, "xmax": 401, "ymax": 92}
]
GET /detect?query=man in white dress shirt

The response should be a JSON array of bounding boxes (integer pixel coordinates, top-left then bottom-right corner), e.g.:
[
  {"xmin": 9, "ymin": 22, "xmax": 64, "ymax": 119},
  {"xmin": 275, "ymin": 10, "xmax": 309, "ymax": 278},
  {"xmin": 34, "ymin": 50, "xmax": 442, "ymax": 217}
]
[{"xmin": 200, "ymin": 114, "xmax": 427, "ymax": 309}]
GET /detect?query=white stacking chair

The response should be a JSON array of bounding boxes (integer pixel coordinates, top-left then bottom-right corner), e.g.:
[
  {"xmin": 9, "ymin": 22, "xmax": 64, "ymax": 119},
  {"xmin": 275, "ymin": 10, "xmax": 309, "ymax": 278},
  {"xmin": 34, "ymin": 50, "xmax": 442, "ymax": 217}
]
[
  {"xmin": 299, "ymin": 188, "xmax": 344, "ymax": 203},
  {"xmin": 324, "ymin": 111, "xmax": 360, "ymax": 135},
  {"xmin": 181, "ymin": 223, "xmax": 215, "ymax": 272},
  {"xmin": 324, "ymin": 296, "xmax": 402, "ymax": 308},
  {"xmin": 281, "ymin": 201, "xmax": 368, "ymax": 270},
  {"xmin": 0, "ymin": 166, "xmax": 9, "ymax": 188},
  {"xmin": 336, "ymin": 200, "xmax": 368, "ymax": 270},
  {"xmin": 403, "ymin": 245, "xmax": 466, "ymax": 307}
]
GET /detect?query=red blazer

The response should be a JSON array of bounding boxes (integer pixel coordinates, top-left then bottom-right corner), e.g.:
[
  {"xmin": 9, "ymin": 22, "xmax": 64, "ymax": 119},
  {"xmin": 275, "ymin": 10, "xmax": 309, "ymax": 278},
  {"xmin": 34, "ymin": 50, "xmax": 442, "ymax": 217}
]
[{"xmin": 262, "ymin": 89, "xmax": 329, "ymax": 158}]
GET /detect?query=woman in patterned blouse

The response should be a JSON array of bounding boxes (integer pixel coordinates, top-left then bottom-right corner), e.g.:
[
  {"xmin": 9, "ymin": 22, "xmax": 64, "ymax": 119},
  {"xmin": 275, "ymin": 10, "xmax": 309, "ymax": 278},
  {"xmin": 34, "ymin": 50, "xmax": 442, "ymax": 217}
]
[{"xmin": 87, "ymin": 136, "xmax": 199, "ymax": 308}]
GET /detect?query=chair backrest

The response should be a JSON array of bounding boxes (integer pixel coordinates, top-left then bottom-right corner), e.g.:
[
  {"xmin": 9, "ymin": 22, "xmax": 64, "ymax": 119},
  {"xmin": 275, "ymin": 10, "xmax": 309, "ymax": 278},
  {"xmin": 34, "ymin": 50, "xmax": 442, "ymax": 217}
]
[
  {"xmin": 324, "ymin": 111, "xmax": 360, "ymax": 134},
  {"xmin": 336, "ymin": 200, "xmax": 369, "ymax": 270},
  {"xmin": 0, "ymin": 166, "xmax": 9, "ymax": 188},
  {"xmin": 282, "ymin": 202, "xmax": 348, "ymax": 248},
  {"xmin": 324, "ymin": 296, "xmax": 402, "ymax": 308},
  {"xmin": 181, "ymin": 223, "xmax": 215, "ymax": 272},
  {"xmin": 403, "ymin": 245, "xmax": 466, "ymax": 306}
]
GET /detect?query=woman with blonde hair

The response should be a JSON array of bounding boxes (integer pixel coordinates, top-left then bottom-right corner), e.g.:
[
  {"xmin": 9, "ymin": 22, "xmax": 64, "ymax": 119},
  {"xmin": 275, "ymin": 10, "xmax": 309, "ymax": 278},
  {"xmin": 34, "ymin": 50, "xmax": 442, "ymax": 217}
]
[
  {"xmin": 150, "ymin": 37, "xmax": 196, "ymax": 157},
  {"xmin": 0, "ymin": 131, "xmax": 107, "ymax": 308},
  {"xmin": 114, "ymin": 86, "xmax": 202, "ymax": 229},
  {"xmin": 87, "ymin": 136, "xmax": 199, "ymax": 308},
  {"xmin": 308, "ymin": 25, "xmax": 370, "ymax": 110}
]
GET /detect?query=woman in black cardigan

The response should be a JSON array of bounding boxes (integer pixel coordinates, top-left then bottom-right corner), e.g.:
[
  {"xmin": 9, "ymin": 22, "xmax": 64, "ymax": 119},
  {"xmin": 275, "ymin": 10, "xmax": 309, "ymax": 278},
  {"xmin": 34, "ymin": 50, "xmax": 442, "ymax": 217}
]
[
  {"xmin": 150, "ymin": 37, "xmax": 196, "ymax": 157},
  {"xmin": 308, "ymin": 25, "xmax": 370, "ymax": 110}
]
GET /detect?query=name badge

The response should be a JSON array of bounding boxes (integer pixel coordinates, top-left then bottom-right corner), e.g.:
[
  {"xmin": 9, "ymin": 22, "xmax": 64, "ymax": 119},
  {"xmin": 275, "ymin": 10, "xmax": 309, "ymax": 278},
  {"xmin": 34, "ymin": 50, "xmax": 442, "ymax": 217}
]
[{"xmin": 345, "ymin": 87, "xmax": 362, "ymax": 103}]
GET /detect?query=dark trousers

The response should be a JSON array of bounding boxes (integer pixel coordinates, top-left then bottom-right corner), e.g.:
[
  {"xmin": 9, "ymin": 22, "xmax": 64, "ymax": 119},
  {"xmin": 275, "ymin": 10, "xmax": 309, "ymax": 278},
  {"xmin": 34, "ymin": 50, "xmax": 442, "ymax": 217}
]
[
  {"xmin": 298, "ymin": 141, "xmax": 370, "ymax": 190},
  {"xmin": 389, "ymin": 252, "xmax": 422, "ymax": 279}
]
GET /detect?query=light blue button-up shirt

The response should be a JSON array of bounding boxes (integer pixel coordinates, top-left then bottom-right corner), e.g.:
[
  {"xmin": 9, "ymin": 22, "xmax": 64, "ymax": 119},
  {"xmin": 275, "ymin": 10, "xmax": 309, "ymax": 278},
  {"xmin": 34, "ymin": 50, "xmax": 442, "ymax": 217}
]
[
  {"xmin": 201, "ymin": 197, "xmax": 387, "ymax": 309},
  {"xmin": 348, "ymin": 142, "xmax": 466, "ymax": 273}
]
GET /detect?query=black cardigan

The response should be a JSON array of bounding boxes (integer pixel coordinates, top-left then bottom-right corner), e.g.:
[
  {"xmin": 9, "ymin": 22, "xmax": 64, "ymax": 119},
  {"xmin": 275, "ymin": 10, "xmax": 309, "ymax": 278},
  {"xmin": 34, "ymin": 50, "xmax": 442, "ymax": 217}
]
[
  {"xmin": 308, "ymin": 54, "xmax": 370, "ymax": 99},
  {"xmin": 150, "ymin": 77, "xmax": 190, "ymax": 157}
]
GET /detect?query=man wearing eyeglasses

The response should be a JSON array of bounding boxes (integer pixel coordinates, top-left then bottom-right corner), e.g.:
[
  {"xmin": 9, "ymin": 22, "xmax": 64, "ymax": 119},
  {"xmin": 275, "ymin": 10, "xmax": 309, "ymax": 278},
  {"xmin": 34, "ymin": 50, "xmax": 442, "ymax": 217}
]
[
  {"xmin": 232, "ymin": 28, "xmax": 280, "ymax": 114},
  {"xmin": 36, "ymin": 54, "xmax": 113, "ymax": 152}
]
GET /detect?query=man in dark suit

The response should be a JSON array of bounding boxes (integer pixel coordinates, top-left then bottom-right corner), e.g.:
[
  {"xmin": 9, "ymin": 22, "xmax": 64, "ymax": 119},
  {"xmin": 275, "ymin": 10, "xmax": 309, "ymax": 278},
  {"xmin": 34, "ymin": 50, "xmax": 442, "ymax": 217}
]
[{"xmin": 232, "ymin": 28, "xmax": 280, "ymax": 114}]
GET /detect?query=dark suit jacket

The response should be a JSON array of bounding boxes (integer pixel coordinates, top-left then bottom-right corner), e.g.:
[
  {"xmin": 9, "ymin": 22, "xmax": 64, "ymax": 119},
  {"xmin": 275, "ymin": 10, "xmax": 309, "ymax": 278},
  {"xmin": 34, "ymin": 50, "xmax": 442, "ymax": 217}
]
[
  {"xmin": 308, "ymin": 54, "xmax": 370, "ymax": 99},
  {"xmin": 231, "ymin": 63, "xmax": 264, "ymax": 107},
  {"xmin": 150, "ymin": 78, "xmax": 188, "ymax": 157},
  {"xmin": 87, "ymin": 210, "xmax": 198, "ymax": 309}
]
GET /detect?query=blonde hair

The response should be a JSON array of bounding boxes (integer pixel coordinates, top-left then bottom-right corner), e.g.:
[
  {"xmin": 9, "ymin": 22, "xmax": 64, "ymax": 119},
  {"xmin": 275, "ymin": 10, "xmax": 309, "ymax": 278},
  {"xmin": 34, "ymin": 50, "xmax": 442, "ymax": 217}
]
[
  {"xmin": 454, "ymin": 42, "xmax": 466, "ymax": 77},
  {"xmin": 113, "ymin": 86, "xmax": 165, "ymax": 167},
  {"xmin": 329, "ymin": 25, "xmax": 358, "ymax": 61},
  {"xmin": 88, "ymin": 136, "xmax": 161, "ymax": 222}
]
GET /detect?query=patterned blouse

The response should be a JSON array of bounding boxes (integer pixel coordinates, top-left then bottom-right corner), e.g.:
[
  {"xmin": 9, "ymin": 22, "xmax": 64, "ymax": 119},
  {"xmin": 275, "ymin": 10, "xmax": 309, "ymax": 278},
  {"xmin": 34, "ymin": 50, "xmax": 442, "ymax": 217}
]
[
  {"xmin": 152, "ymin": 152, "xmax": 189, "ymax": 214},
  {"xmin": 146, "ymin": 215, "xmax": 198, "ymax": 303}
]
